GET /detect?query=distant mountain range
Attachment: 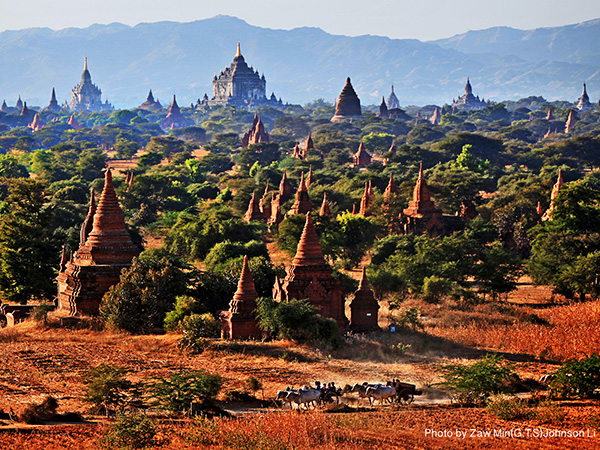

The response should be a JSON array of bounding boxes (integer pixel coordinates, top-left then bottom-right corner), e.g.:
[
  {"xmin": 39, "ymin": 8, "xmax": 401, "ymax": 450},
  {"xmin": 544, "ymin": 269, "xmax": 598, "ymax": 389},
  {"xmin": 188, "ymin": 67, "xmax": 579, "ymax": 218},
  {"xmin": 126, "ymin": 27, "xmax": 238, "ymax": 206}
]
[{"xmin": 0, "ymin": 15, "xmax": 599, "ymax": 109}]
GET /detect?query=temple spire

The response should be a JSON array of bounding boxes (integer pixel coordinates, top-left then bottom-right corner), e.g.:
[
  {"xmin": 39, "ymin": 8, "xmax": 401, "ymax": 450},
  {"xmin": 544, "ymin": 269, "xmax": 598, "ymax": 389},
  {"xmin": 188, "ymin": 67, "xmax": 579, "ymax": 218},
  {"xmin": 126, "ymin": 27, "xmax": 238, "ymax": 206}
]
[
  {"xmin": 84, "ymin": 57, "xmax": 88, "ymax": 71},
  {"xmin": 236, "ymin": 42, "xmax": 241, "ymax": 58},
  {"xmin": 292, "ymin": 213, "xmax": 327, "ymax": 266}
]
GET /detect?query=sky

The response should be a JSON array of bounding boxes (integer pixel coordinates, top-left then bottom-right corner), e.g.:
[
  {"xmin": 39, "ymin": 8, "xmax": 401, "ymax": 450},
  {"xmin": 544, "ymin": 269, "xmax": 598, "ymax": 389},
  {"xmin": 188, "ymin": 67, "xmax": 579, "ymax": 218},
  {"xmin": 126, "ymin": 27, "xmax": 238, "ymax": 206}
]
[{"xmin": 1, "ymin": 0, "xmax": 600, "ymax": 41}]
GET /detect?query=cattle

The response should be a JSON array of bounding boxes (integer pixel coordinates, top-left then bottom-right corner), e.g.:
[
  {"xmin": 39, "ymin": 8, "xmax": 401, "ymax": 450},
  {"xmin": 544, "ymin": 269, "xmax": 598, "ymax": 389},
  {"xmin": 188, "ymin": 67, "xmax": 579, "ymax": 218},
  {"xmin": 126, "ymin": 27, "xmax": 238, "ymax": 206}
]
[
  {"xmin": 285, "ymin": 389, "xmax": 320, "ymax": 409},
  {"xmin": 349, "ymin": 383, "xmax": 382, "ymax": 406},
  {"xmin": 365, "ymin": 385, "xmax": 396, "ymax": 405}
]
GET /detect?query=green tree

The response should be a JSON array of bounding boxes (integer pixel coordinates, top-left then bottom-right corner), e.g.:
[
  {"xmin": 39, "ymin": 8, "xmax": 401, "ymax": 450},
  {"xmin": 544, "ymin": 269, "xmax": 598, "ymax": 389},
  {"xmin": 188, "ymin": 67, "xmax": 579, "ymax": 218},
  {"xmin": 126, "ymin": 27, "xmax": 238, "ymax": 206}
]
[
  {"xmin": 0, "ymin": 179, "xmax": 59, "ymax": 303},
  {"xmin": 100, "ymin": 256, "xmax": 192, "ymax": 333},
  {"xmin": 149, "ymin": 370, "xmax": 223, "ymax": 414}
]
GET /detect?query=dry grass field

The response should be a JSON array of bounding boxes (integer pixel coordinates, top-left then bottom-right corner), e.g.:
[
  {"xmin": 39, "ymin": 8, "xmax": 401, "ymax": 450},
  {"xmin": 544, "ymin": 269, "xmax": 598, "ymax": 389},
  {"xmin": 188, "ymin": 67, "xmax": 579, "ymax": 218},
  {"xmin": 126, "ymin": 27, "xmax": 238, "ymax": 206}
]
[{"xmin": 2, "ymin": 284, "xmax": 600, "ymax": 450}]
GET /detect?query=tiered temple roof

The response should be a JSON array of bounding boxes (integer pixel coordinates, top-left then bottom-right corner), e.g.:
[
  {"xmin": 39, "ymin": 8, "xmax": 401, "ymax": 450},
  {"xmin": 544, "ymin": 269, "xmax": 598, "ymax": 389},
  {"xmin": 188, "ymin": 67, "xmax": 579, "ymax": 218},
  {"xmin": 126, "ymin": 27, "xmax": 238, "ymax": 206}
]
[
  {"xmin": 243, "ymin": 191, "xmax": 265, "ymax": 222},
  {"xmin": 287, "ymin": 172, "xmax": 313, "ymax": 216},
  {"xmin": 57, "ymin": 170, "xmax": 140, "ymax": 315},
  {"xmin": 319, "ymin": 192, "xmax": 332, "ymax": 217},
  {"xmin": 161, "ymin": 95, "xmax": 189, "ymax": 130},
  {"xmin": 241, "ymin": 113, "xmax": 270, "ymax": 148},
  {"xmin": 384, "ymin": 173, "xmax": 399, "ymax": 201},
  {"xmin": 219, "ymin": 255, "xmax": 262, "ymax": 340},
  {"xmin": 70, "ymin": 58, "xmax": 112, "ymax": 111},
  {"xmin": 377, "ymin": 97, "xmax": 388, "ymax": 118},
  {"xmin": 542, "ymin": 170, "xmax": 565, "ymax": 221},
  {"xmin": 331, "ymin": 77, "xmax": 363, "ymax": 122},
  {"xmin": 565, "ymin": 110, "xmax": 575, "ymax": 134},
  {"xmin": 140, "ymin": 90, "xmax": 162, "ymax": 111},
  {"xmin": 44, "ymin": 88, "xmax": 62, "ymax": 112},
  {"xmin": 274, "ymin": 213, "xmax": 348, "ymax": 329},
  {"xmin": 208, "ymin": 43, "xmax": 281, "ymax": 108},
  {"xmin": 349, "ymin": 266, "xmax": 379, "ymax": 332},
  {"xmin": 451, "ymin": 77, "xmax": 491, "ymax": 111},
  {"xmin": 576, "ymin": 84, "xmax": 593, "ymax": 111},
  {"xmin": 353, "ymin": 141, "xmax": 372, "ymax": 168},
  {"xmin": 387, "ymin": 85, "xmax": 401, "ymax": 109}
]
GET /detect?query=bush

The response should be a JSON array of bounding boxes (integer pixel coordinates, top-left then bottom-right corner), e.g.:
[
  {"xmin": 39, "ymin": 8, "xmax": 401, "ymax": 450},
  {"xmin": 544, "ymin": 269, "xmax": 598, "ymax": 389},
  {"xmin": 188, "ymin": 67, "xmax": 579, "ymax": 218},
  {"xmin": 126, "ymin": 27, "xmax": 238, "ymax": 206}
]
[
  {"xmin": 486, "ymin": 395, "xmax": 533, "ymax": 420},
  {"xmin": 439, "ymin": 354, "xmax": 517, "ymax": 404},
  {"xmin": 83, "ymin": 365, "xmax": 139, "ymax": 415},
  {"xmin": 30, "ymin": 302, "xmax": 54, "ymax": 324},
  {"xmin": 100, "ymin": 256, "xmax": 191, "ymax": 333},
  {"xmin": 164, "ymin": 295, "xmax": 207, "ymax": 332},
  {"xmin": 18, "ymin": 396, "xmax": 58, "ymax": 424},
  {"xmin": 177, "ymin": 313, "xmax": 220, "ymax": 354},
  {"xmin": 99, "ymin": 413, "xmax": 157, "ymax": 450},
  {"xmin": 149, "ymin": 370, "xmax": 223, "ymax": 415},
  {"xmin": 256, "ymin": 297, "xmax": 340, "ymax": 347},
  {"xmin": 396, "ymin": 307, "xmax": 424, "ymax": 331},
  {"xmin": 550, "ymin": 353, "xmax": 600, "ymax": 398}
]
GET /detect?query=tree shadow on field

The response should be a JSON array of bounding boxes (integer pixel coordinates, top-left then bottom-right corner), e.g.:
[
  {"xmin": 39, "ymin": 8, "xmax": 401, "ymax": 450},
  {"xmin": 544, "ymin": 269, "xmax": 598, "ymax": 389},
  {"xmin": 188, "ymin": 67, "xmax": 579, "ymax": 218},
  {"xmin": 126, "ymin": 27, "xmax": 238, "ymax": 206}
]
[
  {"xmin": 209, "ymin": 341, "xmax": 318, "ymax": 363},
  {"xmin": 334, "ymin": 329, "xmax": 561, "ymax": 366}
]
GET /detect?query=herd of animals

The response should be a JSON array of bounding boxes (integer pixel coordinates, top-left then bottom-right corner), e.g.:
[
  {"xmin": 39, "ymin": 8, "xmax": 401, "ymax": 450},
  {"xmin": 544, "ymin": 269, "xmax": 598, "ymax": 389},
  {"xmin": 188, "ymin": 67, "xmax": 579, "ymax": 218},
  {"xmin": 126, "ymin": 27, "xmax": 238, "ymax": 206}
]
[{"xmin": 275, "ymin": 379, "xmax": 423, "ymax": 409}]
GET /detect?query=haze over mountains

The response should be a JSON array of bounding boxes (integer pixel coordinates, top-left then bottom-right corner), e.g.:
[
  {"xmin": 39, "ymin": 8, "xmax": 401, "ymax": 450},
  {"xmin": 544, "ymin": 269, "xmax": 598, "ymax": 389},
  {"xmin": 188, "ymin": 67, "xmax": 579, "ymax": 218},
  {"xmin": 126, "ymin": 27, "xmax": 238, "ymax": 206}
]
[{"xmin": 0, "ymin": 15, "xmax": 599, "ymax": 109}]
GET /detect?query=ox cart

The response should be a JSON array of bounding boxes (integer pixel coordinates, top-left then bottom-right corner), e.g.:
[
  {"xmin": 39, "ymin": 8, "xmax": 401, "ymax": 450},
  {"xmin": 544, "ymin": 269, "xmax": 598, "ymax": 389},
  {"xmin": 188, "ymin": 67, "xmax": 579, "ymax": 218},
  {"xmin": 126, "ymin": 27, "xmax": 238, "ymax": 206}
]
[{"xmin": 392, "ymin": 381, "xmax": 423, "ymax": 405}]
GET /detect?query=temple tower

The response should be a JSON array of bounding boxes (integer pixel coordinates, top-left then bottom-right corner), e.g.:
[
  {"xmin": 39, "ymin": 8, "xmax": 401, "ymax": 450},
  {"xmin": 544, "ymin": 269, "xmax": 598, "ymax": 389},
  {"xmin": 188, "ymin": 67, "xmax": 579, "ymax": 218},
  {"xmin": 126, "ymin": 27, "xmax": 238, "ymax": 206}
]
[
  {"xmin": 576, "ymin": 84, "xmax": 593, "ymax": 111},
  {"xmin": 377, "ymin": 97, "xmax": 389, "ymax": 118},
  {"xmin": 219, "ymin": 255, "xmax": 262, "ymax": 340},
  {"xmin": 44, "ymin": 88, "xmax": 62, "ymax": 112},
  {"xmin": 353, "ymin": 141, "xmax": 372, "ymax": 168},
  {"xmin": 349, "ymin": 267, "xmax": 379, "ymax": 332},
  {"xmin": 243, "ymin": 191, "xmax": 265, "ymax": 222},
  {"xmin": 402, "ymin": 164, "xmax": 444, "ymax": 235},
  {"xmin": 273, "ymin": 213, "xmax": 348, "ymax": 329},
  {"xmin": 140, "ymin": 90, "xmax": 162, "ymax": 111},
  {"xmin": 331, "ymin": 77, "xmax": 363, "ymax": 122},
  {"xmin": 319, "ymin": 192, "xmax": 332, "ymax": 217},
  {"xmin": 287, "ymin": 172, "xmax": 313, "ymax": 216},
  {"xmin": 161, "ymin": 95, "xmax": 189, "ymax": 129},
  {"xmin": 70, "ymin": 58, "xmax": 108, "ymax": 111},
  {"xmin": 565, "ymin": 110, "xmax": 575, "ymax": 133},
  {"xmin": 542, "ymin": 170, "xmax": 565, "ymax": 221},
  {"xmin": 57, "ymin": 170, "xmax": 140, "ymax": 315},
  {"xmin": 387, "ymin": 85, "xmax": 400, "ymax": 109}
]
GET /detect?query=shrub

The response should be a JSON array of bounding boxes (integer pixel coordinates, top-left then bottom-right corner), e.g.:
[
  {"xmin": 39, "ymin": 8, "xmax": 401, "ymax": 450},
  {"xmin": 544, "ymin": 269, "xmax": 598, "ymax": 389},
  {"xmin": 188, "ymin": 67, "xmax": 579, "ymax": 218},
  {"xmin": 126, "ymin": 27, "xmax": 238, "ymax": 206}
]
[
  {"xmin": 177, "ymin": 313, "xmax": 220, "ymax": 354},
  {"xmin": 256, "ymin": 297, "xmax": 340, "ymax": 347},
  {"xmin": 550, "ymin": 353, "xmax": 600, "ymax": 398},
  {"xmin": 164, "ymin": 295, "xmax": 202, "ymax": 332},
  {"xmin": 486, "ymin": 395, "xmax": 533, "ymax": 420},
  {"xmin": 149, "ymin": 370, "xmax": 223, "ymax": 415},
  {"xmin": 100, "ymin": 256, "xmax": 191, "ymax": 333},
  {"xmin": 98, "ymin": 413, "xmax": 157, "ymax": 450},
  {"xmin": 438, "ymin": 353, "xmax": 517, "ymax": 404},
  {"xmin": 30, "ymin": 302, "xmax": 54, "ymax": 324},
  {"xmin": 535, "ymin": 399, "xmax": 567, "ymax": 425},
  {"xmin": 396, "ymin": 307, "xmax": 425, "ymax": 331},
  {"xmin": 18, "ymin": 396, "xmax": 58, "ymax": 424},
  {"xmin": 83, "ymin": 365, "xmax": 139, "ymax": 415},
  {"xmin": 246, "ymin": 376, "xmax": 262, "ymax": 393}
]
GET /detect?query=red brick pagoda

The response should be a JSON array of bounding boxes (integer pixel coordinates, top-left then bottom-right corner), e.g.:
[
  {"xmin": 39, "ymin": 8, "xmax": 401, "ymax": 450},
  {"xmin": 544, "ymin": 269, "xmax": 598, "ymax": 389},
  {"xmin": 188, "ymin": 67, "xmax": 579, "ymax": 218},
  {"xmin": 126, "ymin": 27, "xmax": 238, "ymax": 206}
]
[
  {"xmin": 273, "ymin": 213, "xmax": 348, "ymax": 329},
  {"xmin": 57, "ymin": 170, "xmax": 140, "ymax": 315},
  {"xmin": 220, "ymin": 255, "xmax": 262, "ymax": 340},
  {"xmin": 349, "ymin": 266, "xmax": 379, "ymax": 332}
]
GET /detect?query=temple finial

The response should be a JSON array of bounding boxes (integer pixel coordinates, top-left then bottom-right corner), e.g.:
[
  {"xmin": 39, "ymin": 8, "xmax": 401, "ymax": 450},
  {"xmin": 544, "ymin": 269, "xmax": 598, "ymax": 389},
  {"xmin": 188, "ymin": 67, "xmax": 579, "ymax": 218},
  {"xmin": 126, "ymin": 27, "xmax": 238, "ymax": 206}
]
[
  {"xmin": 84, "ymin": 57, "xmax": 88, "ymax": 71},
  {"xmin": 236, "ymin": 42, "xmax": 241, "ymax": 58}
]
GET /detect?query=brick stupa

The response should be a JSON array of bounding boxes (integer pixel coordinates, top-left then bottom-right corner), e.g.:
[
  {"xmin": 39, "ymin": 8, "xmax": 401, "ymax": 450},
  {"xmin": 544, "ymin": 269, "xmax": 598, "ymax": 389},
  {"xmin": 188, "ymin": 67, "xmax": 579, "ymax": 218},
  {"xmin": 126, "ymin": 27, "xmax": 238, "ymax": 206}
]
[
  {"xmin": 287, "ymin": 172, "xmax": 313, "ymax": 216},
  {"xmin": 242, "ymin": 113, "xmax": 270, "ymax": 148},
  {"xmin": 220, "ymin": 255, "xmax": 262, "ymax": 340},
  {"xmin": 384, "ymin": 173, "xmax": 399, "ymax": 201},
  {"xmin": 542, "ymin": 170, "xmax": 565, "ymax": 221},
  {"xmin": 319, "ymin": 192, "xmax": 332, "ymax": 217},
  {"xmin": 243, "ymin": 191, "xmax": 265, "ymax": 222},
  {"xmin": 349, "ymin": 267, "xmax": 379, "ymax": 332},
  {"xmin": 161, "ymin": 95, "xmax": 189, "ymax": 130},
  {"xmin": 402, "ymin": 164, "xmax": 444, "ymax": 234},
  {"xmin": 57, "ymin": 170, "xmax": 140, "ymax": 315},
  {"xmin": 353, "ymin": 141, "xmax": 372, "ymax": 167},
  {"xmin": 273, "ymin": 213, "xmax": 348, "ymax": 329},
  {"xmin": 331, "ymin": 77, "xmax": 363, "ymax": 122}
]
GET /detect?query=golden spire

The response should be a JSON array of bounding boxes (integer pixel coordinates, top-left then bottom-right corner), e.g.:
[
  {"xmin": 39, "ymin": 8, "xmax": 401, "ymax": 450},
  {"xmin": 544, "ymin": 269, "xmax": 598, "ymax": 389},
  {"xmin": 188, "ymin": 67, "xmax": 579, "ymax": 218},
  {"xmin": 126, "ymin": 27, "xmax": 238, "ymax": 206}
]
[
  {"xmin": 236, "ymin": 42, "xmax": 241, "ymax": 58},
  {"xmin": 84, "ymin": 57, "xmax": 88, "ymax": 71}
]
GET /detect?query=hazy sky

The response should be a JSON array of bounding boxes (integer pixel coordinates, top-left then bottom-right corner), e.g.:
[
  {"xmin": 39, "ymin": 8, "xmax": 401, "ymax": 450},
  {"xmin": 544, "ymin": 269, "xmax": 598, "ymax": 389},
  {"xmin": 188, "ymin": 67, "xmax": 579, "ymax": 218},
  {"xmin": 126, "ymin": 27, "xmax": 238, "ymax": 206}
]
[{"xmin": 2, "ymin": 0, "xmax": 600, "ymax": 40}]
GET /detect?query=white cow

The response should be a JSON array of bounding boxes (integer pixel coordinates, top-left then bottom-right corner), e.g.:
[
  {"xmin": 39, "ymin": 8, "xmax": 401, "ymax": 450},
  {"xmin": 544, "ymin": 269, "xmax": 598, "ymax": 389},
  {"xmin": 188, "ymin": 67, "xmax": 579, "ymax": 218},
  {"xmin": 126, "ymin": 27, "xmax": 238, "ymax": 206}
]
[
  {"xmin": 286, "ymin": 389, "xmax": 320, "ymax": 409},
  {"xmin": 365, "ymin": 385, "xmax": 397, "ymax": 405}
]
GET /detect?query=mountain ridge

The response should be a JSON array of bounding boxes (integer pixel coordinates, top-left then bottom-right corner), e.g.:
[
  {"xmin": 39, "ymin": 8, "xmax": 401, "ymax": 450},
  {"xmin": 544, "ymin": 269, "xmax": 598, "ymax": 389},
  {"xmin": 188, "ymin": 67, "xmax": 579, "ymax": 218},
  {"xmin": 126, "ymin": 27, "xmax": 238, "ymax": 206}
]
[{"xmin": 0, "ymin": 16, "xmax": 598, "ymax": 109}]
